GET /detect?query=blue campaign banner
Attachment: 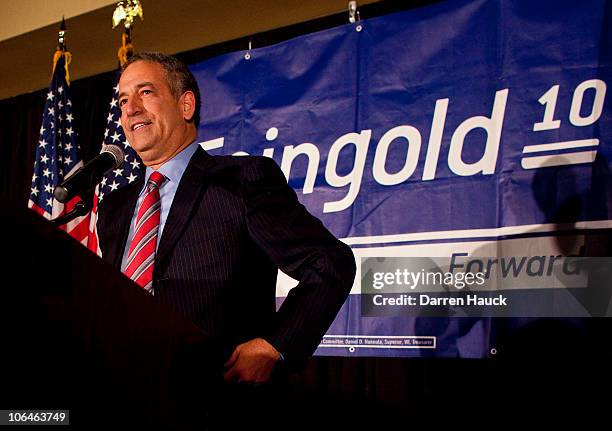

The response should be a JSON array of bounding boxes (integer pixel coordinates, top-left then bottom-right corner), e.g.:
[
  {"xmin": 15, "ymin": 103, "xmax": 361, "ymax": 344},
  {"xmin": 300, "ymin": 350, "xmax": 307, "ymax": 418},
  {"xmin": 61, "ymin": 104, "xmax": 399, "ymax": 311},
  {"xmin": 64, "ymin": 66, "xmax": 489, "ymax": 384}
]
[{"xmin": 190, "ymin": 0, "xmax": 612, "ymax": 357}]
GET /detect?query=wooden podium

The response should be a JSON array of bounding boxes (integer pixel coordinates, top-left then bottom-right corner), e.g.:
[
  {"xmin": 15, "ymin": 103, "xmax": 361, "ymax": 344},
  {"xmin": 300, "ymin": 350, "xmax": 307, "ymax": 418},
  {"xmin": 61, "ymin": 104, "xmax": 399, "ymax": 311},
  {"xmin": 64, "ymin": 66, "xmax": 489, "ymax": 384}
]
[{"xmin": 0, "ymin": 206, "xmax": 225, "ymax": 427}]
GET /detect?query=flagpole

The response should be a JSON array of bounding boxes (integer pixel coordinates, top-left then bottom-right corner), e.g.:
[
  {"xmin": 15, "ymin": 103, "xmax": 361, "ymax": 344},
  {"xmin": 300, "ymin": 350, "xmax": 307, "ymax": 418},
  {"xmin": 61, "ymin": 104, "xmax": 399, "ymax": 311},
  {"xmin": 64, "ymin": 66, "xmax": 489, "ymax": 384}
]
[
  {"xmin": 86, "ymin": 0, "xmax": 145, "ymax": 255},
  {"xmin": 49, "ymin": 19, "xmax": 94, "ymax": 227}
]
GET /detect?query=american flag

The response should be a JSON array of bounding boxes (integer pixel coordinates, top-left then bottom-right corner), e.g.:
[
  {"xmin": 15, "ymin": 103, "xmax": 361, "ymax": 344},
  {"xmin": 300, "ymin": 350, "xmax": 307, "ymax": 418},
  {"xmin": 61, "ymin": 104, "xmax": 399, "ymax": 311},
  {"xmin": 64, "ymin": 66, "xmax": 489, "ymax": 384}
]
[
  {"xmin": 87, "ymin": 71, "xmax": 144, "ymax": 255},
  {"xmin": 28, "ymin": 52, "xmax": 90, "ymax": 244}
]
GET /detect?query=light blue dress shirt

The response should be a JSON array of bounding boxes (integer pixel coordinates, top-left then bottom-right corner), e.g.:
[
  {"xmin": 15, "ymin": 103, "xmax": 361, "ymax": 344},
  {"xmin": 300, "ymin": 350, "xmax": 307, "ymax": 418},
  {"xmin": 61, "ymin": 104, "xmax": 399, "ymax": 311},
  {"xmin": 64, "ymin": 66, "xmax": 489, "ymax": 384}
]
[{"xmin": 120, "ymin": 141, "xmax": 200, "ymax": 272}]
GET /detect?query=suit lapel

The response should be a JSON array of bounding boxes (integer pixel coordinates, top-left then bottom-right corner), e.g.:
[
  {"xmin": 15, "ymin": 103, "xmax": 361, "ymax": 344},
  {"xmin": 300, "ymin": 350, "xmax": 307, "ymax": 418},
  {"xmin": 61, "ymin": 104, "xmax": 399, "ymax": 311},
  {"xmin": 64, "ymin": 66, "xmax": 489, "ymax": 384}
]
[
  {"xmin": 156, "ymin": 147, "xmax": 217, "ymax": 268},
  {"xmin": 99, "ymin": 175, "xmax": 143, "ymax": 269}
]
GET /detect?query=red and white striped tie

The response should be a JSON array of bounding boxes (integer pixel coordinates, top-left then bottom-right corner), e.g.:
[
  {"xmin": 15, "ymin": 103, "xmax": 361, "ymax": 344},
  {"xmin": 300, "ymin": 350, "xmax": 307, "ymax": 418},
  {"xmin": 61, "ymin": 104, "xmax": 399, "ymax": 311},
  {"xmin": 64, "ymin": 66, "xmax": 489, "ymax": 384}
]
[{"xmin": 123, "ymin": 171, "xmax": 166, "ymax": 293}]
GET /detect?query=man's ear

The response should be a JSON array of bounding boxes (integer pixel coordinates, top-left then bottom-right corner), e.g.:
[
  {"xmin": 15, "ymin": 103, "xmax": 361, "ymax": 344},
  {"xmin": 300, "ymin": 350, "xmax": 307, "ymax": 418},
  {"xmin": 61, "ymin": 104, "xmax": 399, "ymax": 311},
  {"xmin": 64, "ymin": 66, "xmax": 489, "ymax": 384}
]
[{"xmin": 181, "ymin": 91, "xmax": 196, "ymax": 122}]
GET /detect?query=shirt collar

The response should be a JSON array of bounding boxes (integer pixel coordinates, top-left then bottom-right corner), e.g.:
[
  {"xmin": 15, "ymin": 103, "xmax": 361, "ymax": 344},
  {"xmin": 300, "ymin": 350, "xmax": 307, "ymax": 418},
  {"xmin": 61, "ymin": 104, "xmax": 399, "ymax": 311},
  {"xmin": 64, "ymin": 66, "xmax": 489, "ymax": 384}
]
[{"xmin": 141, "ymin": 141, "xmax": 199, "ymax": 192}]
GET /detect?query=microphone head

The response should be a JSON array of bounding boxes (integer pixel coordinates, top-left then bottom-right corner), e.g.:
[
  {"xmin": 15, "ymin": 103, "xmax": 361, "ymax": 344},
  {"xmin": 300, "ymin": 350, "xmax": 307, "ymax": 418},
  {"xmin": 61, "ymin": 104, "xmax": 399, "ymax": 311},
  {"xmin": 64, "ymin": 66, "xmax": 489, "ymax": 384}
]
[{"xmin": 101, "ymin": 144, "xmax": 125, "ymax": 169}]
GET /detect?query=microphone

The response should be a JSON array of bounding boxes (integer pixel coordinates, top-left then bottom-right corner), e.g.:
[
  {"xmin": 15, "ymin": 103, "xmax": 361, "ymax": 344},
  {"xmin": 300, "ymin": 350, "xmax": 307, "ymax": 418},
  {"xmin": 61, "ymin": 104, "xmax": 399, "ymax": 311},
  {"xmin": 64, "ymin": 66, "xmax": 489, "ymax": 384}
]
[{"xmin": 54, "ymin": 144, "xmax": 125, "ymax": 203}]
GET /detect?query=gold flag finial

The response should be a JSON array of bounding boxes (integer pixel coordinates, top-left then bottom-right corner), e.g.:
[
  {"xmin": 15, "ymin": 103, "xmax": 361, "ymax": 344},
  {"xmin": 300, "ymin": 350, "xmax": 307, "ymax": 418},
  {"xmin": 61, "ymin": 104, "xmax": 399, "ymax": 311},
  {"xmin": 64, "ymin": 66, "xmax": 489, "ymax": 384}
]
[
  {"xmin": 58, "ymin": 16, "xmax": 67, "ymax": 50},
  {"xmin": 52, "ymin": 17, "xmax": 72, "ymax": 84},
  {"xmin": 113, "ymin": 1, "xmax": 144, "ymax": 66},
  {"xmin": 112, "ymin": 0, "xmax": 143, "ymax": 29}
]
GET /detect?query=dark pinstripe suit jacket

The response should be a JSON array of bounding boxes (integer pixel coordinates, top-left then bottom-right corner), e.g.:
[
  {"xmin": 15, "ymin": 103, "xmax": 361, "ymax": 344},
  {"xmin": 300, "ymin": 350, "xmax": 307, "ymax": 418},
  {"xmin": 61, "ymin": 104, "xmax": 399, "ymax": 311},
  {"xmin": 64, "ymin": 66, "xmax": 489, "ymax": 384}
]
[{"xmin": 97, "ymin": 147, "xmax": 355, "ymax": 367}]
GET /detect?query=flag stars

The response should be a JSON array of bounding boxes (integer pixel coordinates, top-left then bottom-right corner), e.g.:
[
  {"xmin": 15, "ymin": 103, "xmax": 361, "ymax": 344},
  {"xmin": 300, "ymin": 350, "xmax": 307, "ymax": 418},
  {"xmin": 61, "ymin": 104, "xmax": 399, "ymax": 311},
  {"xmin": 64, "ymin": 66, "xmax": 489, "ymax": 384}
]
[
  {"xmin": 104, "ymin": 128, "xmax": 109, "ymax": 138},
  {"xmin": 100, "ymin": 177, "xmax": 108, "ymax": 187},
  {"xmin": 110, "ymin": 132, "xmax": 121, "ymax": 142},
  {"xmin": 32, "ymin": 74, "xmax": 86, "ymax": 215},
  {"xmin": 107, "ymin": 113, "xmax": 114, "ymax": 122},
  {"xmin": 130, "ymin": 159, "xmax": 140, "ymax": 170},
  {"xmin": 114, "ymin": 119, "xmax": 122, "ymax": 129},
  {"xmin": 113, "ymin": 168, "xmax": 124, "ymax": 177},
  {"xmin": 110, "ymin": 98, "xmax": 118, "ymax": 108},
  {"xmin": 109, "ymin": 181, "xmax": 120, "ymax": 191},
  {"xmin": 126, "ymin": 173, "xmax": 138, "ymax": 184}
]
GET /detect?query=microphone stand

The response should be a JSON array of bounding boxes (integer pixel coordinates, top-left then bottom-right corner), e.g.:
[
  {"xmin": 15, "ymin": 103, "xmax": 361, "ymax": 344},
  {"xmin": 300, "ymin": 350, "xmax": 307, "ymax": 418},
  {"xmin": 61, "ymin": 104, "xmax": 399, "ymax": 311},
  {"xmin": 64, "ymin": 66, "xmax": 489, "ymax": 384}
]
[{"xmin": 50, "ymin": 195, "xmax": 93, "ymax": 227}]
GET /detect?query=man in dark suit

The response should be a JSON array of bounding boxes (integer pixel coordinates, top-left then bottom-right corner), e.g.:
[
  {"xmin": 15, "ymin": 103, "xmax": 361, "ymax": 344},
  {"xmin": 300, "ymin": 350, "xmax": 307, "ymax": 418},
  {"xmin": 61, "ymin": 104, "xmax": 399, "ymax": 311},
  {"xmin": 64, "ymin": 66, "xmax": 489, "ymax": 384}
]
[{"xmin": 96, "ymin": 52, "xmax": 355, "ymax": 386}]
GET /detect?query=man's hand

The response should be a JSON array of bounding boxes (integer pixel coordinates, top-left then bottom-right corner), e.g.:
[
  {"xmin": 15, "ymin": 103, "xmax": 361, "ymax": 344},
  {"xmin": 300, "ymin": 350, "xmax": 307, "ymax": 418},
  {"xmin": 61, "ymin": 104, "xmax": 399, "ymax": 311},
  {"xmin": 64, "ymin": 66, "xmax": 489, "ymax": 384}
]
[{"xmin": 223, "ymin": 338, "xmax": 281, "ymax": 384}]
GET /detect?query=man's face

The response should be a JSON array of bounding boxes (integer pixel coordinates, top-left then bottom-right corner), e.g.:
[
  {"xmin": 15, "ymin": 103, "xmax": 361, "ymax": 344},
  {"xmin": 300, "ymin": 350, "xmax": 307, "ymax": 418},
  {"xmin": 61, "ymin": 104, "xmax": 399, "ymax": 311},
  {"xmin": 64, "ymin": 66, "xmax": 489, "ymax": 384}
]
[{"xmin": 118, "ymin": 61, "xmax": 193, "ymax": 166}]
